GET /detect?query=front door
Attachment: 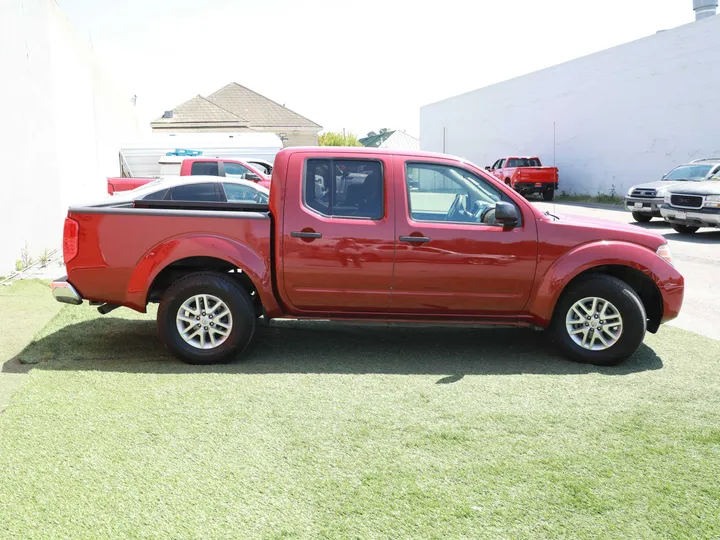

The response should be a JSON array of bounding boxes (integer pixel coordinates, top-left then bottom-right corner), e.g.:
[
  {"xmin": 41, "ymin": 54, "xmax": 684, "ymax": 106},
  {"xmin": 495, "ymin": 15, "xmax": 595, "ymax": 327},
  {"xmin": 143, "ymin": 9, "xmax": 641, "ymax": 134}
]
[
  {"xmin": 280, "ymin": 152, "xmax": 395, "ymax": 313},
  {"xmin": 390, "ymin": 157, "xmax": 538, "ymax": 316}
]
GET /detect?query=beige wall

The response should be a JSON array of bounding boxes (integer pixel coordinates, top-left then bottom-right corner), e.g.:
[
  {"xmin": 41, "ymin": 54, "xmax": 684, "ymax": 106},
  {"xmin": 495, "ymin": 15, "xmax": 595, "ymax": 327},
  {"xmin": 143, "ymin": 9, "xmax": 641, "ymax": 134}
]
[{"xmin": 282, "ymin": 132, "xmax": 318, "ymax": 147}]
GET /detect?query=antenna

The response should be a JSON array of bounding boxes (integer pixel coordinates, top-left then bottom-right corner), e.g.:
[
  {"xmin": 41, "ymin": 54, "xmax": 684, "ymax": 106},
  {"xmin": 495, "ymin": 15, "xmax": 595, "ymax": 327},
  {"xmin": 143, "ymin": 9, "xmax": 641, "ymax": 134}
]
[
  {"xmin": 442, "ymin": 127, "xmax": 446, "ymax": 153},
  {"xmin": 553, "ymin": 121, "xmax": 556, "ymax": 215}
]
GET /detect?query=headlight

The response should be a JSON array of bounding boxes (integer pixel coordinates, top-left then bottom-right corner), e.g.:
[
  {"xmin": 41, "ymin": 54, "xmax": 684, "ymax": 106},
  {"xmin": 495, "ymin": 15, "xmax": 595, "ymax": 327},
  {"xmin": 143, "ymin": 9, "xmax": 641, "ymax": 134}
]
[
  {"xmin": 627, "ymin": 186, "xmax": 635, "ymax": 196},
  {"xmin": 704, "ymin": 195, "xmax": 720, "ymax": 208},
  {"xmin": 664, "ymin": 192, "xmax": 672, "ymax": 204},
  {"xmin": 656, "ymin": 189, "xmax": 666, "ymax": 198},
  {"xmin": 656, "ymin": 244, "xmax": 673, "ymax": 265}
]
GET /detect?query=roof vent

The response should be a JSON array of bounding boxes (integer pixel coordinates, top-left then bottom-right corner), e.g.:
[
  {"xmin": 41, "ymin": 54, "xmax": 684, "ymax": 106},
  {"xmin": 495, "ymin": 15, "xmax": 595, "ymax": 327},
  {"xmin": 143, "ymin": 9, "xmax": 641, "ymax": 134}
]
[
  {"xmin": 162, "ymin": 110, "xmax": 174, "ymax": 119},
  {"xmin": 694, "ymin": 0, "xmax": 718, "ymax": 20}
]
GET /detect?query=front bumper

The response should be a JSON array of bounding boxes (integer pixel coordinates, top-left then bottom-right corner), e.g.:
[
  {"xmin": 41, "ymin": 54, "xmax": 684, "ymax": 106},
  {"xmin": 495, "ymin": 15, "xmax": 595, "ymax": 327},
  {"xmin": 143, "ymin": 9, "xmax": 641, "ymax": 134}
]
[
  {"xmin": 660, "ymin": 205, "xmax": 720, "ymax": 227},
  {"xmin": 624, "ymin": 197, "xmax": 663, "ymax": 215},
  {"xmin": 51, "ymin": 277, "xmax": 83, "ymax": 305}
]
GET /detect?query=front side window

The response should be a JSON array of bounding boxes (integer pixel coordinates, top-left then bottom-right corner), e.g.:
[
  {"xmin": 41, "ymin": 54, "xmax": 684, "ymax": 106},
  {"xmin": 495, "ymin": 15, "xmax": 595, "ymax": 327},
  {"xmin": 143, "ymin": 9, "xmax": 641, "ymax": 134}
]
[
  {"xmin": 406, "ymin": 163, "xmax": 507, "ymax": 226},
  {"xmin": 190, "ymin": 161, "xmax": 219, "ymax": 176},
  {"xmin": 304, "ymin": 159, "xmax": 384, "ymax": 219},
  {"xmin": 223, "ymin": 162, "xmax": 252, "ymax": 178},
  {"xmin": 223, "ymin": 183, "xmax": 268, "ymax": 204},
  {"xmin": 497, "ymin": 159, "xmax": 506, "ymax": 169},
  {"xmin": 170, "ymin": 183, "xmax": 221, "ymax": 202}
]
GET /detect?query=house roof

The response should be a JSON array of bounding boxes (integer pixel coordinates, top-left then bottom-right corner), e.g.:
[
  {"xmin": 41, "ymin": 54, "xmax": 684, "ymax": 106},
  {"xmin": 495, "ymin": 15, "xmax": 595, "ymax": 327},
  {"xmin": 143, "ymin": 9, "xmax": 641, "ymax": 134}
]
[
  {"xmin": 151, "ymin": 95, "xmax": 249, "ymax": 127},
  {"xmin": 359, "ymin": 131, "xmax": 394, "ymax": 147},
  {"xmin": 359, "ymin": 130, "xmax": 420, "ymax": 151},
  {"xmin": 207, "ymin": 83, "xmax": 321, "ymax": 129}
]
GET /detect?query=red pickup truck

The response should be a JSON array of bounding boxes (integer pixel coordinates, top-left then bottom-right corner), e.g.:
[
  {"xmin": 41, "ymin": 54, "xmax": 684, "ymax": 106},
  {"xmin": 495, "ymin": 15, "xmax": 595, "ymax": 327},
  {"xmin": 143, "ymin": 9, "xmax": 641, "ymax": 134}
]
[
  {"xmin": 52, "ymin": 147, "xmax": 683, "ymax": 367},
  {"xmin": 487, "ymin": 156, "xmax": 559, "ymax": 201},
  {"xmin": 107, "ymin": 157, "xmax": 271, "ymax": 194}
]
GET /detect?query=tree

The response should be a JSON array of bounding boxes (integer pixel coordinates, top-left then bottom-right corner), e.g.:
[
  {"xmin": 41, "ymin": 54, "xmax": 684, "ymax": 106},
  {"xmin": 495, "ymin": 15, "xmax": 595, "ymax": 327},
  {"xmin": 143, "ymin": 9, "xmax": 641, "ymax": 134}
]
[{"xmin": 319, "ymin": 132, "xmax": 363, "ymax": 147}]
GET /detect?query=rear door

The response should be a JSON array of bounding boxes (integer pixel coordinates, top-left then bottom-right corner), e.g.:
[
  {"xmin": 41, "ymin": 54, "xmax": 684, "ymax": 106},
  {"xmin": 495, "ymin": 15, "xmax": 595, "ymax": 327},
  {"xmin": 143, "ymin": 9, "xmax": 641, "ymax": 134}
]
[
  {"xmin": 390, "ymin": 156, "xmax": 538, "ymax": 316},
  {"xmin": 280, "ymin": 152, "xmax": 395, "ymax": 313}
]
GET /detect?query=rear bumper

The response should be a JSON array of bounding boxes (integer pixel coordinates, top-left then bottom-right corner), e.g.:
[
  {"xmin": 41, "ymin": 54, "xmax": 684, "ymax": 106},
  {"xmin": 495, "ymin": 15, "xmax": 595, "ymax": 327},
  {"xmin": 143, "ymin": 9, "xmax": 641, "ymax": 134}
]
[
  {"xmin": 660, "ymin": 206, "xmax": 720, "ymax": 227},
  {"xmin": 624, "ymin": 197, "xmax": 663, "ymax": 215},
  {"xmin": 51, "ymin": 277, "xmax": 83, "ymax": 305},
  {"xmin": 515, "ymin": 182, "xmax": 558, "ymax": 193}
]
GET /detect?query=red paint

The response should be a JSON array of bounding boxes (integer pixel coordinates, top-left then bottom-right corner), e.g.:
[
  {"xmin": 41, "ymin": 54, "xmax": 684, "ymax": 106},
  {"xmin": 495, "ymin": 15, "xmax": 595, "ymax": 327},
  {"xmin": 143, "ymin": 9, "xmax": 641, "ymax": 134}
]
[
  {"xmin": 64, "ymin": 147, "xmax": 683, "ymax": 331},
  {"xmin": 107, "ymin": 158, "xmax": 271, "ymax": 194},
  {"xmin": 488, "ymin": 156, "xmax": 559, "ymax": 192}
]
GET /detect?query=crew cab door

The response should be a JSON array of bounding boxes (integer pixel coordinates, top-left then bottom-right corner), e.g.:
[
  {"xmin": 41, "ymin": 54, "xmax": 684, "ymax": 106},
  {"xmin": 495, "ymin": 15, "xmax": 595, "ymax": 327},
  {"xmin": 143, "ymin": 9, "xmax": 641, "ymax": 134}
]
[
  {"xmin": 279, "ymin": 152, "xmax": 395, "ymax": 313},
  {"xmin": 390, "ymin": 156, "xmax": 537, "ymax": 316}
]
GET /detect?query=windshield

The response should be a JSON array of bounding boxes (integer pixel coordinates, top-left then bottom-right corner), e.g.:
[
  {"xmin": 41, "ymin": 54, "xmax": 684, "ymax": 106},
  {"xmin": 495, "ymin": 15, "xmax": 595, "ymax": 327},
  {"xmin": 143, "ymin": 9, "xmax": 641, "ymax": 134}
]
[{"xmin": 664, "ymin": 165, "xmax": 712, "ymax": 181}]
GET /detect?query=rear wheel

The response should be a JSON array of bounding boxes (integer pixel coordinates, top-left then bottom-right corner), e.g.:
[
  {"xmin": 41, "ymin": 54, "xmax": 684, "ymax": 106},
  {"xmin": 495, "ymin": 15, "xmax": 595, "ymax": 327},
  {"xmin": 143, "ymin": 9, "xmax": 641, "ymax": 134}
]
[
  {"xmin": 157, "ymin": 272, "xmax": 256, "ymax": 364},
  {"xmin": 671, "ymin": 224, "xmax": 699, "ymax": 234},
  {"xmin": 542, "ymin": 189, "xmax": 555, "ymax": 201},
  {"xmin": 632, "ymin": 212, "xmax": 652, "ymax": 223},
  {"xmin": 551, "ymin": 275, "xmax": 646, "ymax": 366}
]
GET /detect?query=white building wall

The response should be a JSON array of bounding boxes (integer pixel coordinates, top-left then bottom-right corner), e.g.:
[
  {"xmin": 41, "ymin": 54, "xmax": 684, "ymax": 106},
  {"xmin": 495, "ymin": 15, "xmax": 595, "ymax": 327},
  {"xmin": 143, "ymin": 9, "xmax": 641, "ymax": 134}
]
[
  {"xmin": 0, "ymin": 0, "xmax": 140, "ymax": 274},
  {"xmin": 420, "ymin": 15, "xmax": 720, "ymax": 197}
]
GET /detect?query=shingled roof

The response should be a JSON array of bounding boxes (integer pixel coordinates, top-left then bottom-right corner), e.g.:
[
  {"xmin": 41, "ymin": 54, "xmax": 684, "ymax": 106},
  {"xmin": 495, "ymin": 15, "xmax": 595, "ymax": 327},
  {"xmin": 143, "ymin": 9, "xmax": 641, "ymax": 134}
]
[{"xmin": 152, "ymin": 83, "xmax": 321, "ymax": 131}]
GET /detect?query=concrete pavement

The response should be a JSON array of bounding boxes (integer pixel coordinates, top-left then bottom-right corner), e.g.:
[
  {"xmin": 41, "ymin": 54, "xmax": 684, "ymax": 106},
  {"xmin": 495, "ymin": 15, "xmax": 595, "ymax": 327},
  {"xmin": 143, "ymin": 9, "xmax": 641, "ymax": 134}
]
[{"xmin": 534, "ymin": 201, "xmax": 720, "ymax": 341}]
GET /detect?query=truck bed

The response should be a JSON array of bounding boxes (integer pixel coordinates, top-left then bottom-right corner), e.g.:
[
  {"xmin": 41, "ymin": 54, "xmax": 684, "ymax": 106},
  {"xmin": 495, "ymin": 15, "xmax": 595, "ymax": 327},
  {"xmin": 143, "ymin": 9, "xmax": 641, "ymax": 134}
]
[{"xmin": 65, "ymin": 203, "xmax": 272, "ymax": 312}]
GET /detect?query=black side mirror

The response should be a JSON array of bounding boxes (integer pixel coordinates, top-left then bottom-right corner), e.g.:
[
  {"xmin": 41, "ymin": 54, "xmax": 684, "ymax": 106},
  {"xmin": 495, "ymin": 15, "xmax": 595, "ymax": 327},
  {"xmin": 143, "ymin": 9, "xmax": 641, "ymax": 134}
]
[
  {"xmin": 485, "ymin": 166, "xmax": 491, "ymax": 170},
  {"xmin": 246, "ymin": 173, "xmax": 261, "ymax": 182},
  {"xmin": 495, "ymin": 201, "xmax": 519, "ymax": 228}
]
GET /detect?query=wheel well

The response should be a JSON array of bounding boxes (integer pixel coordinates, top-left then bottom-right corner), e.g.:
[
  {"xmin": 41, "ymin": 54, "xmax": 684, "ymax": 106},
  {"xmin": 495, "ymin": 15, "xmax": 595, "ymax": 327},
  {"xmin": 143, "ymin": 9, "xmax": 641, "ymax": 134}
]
[
  {"xmin": 147, "ymin": 256, "xmax": 262, "ymax": 315},
  {"xmin": 560, "ymin": 265, "xmax": 663, "ymax": 333},
  {"xmin": 504, "ymin": 178, "xmax": 511, "ymax": 185}
]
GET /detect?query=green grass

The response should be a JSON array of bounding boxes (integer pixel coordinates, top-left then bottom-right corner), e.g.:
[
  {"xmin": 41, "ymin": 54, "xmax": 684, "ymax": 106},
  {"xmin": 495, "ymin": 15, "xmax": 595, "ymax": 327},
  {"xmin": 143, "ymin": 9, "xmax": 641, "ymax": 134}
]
[
  {"xmin": 1, "ymin": 284, "xmax": 719, "ymax": 538},
  {"xmin": 555, "ymin": 193, "xmax": 624, "ymax": 205}
]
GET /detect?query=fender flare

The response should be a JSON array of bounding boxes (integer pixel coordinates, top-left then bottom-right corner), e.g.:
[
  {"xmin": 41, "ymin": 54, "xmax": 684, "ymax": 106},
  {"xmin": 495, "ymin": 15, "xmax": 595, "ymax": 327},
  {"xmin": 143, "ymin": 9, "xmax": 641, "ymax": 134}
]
[
  {"xmin": 525, "ymin": 241, "xmax": 670, "ymax": 326},
  {"xmin": 124, "ymin": 233, "xmax": 274, "ymax": 312}
]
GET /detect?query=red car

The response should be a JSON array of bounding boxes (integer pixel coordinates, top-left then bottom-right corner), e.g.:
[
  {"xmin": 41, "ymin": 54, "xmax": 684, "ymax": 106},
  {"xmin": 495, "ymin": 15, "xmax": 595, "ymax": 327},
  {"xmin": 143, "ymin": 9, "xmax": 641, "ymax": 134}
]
[
  {"xmin": 107, "ymin": 157, "xmax": 271, "ymax": 194},
  {"xmin": 487, "ymin": 156, "xmax": 559, "ymax": 200},
  {"xmin": 53, "ymin": 147, "xmax": 683, "ymax": 367}
]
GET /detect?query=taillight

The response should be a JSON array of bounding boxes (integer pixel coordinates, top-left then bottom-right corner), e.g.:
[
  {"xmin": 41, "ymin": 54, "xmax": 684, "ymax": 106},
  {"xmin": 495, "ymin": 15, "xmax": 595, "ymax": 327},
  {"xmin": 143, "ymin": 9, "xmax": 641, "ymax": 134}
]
[{"xmin": 63, "ymin": 218, "xmax": 79, "ymax": 264}]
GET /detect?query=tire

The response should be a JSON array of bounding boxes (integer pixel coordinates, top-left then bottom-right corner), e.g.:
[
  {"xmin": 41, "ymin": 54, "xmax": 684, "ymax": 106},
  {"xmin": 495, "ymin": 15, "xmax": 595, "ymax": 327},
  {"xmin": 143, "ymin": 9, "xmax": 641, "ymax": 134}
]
[
  {"xmin": 671, "ymin": 224, "xmax": 699, "ymax": 234},
  {"xmin": 157, "ymin": 272, "xmax": 256, "ymax": 365},
  {"xmin": 542, "ymin": 189, "xmax": 555, "ymax": 201},
  {"xmin": 632, "ymin": 212, "xmax": 652, "ymax": 223},
  {"xmin": 551, "ymin": 275, "xmax": 646, "ymax": 366},
  {"xmin": 504, "ymin": 178, "xmax": 512, "ymax": 187}
]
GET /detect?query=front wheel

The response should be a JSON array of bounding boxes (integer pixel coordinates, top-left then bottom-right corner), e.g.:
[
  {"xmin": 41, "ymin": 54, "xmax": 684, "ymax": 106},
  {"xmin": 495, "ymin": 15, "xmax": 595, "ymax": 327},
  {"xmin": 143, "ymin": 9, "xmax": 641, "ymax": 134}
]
[
  {"xmin": 542, "ymin": 189, "xmax": 555, "ymax": 201},
  {"xmin": 551, "ymin": 275, "xmax": 646, "ymax": 366},
  {"xmin": 632, "ymin": 212, "xmax": 652, "ymax": 223},
  {"xmin": 671, "ymin": 224, "xmax": 699, "ymax": 234},
  {"xmin": 157, "ymin": 272, "xmax": 256, "ymax": 364}
]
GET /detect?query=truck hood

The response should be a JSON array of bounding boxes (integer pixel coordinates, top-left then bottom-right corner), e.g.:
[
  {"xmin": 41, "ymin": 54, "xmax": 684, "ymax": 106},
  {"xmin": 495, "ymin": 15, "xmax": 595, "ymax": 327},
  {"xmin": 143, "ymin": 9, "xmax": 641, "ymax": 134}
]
[
  {"xmin": 668, "ymin": 181, "xmax": 720, "ymax": 196},
  {"xmin": 630, "ymin": 180, "xmax": 687, "ymax": 192},
  {"xmin": 546, "ymin": 212, "xmax": 666, "ymax": 251}
]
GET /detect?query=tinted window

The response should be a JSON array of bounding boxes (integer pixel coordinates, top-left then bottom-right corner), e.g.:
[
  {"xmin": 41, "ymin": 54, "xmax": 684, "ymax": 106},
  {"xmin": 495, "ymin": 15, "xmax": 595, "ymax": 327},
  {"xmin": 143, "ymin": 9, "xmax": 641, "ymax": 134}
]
[
  {"xmin": 223, "ymin": 183, "xmax": 268, "ymax": 204},
  {"xmin": 664, "ymin": 165, "xmax": 712, "ymax": 181},
  {"xmin": 190, "ymin": 161, "xmax": 219, "ymax": 176},
  {"xmin": 406, "ymin": 163, "xmax": 505, "ymax": 226},
  {"xmin": 305, "ymin": 159, "xmax": 384, "ymax": 219},
  {"xmin": 507, "ymin": 158, "xmax": 541, "ymax": 167},
  {"xmin": 170, "ymin": 183, "xmax": 221, "ymax": 202},
  {"xmin": 223, "ymin": 162, "xmax": 252, "ymax": 178},
  {"xmin": 142, "ymin": 188, "xmax": 169, "ymax": 201}
]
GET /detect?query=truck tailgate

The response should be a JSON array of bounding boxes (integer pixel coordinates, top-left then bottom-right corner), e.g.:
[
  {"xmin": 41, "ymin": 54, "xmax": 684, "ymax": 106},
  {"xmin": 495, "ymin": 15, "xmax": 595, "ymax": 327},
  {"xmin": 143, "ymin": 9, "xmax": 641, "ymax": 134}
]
[{"xmin": 515, "ymin": 167, "xmax": 558, "ymax": 184}]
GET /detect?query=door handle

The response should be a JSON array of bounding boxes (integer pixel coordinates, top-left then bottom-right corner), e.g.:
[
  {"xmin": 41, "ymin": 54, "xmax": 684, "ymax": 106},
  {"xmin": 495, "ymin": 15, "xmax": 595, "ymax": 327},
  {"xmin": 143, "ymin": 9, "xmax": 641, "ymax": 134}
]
[
  {"xmin": 291, "ymin": 231, "xmax": 322, "ymax": 239},
  {"xmin": 399, "ymin": 235, "xmax": 431, "ymax": 244}
]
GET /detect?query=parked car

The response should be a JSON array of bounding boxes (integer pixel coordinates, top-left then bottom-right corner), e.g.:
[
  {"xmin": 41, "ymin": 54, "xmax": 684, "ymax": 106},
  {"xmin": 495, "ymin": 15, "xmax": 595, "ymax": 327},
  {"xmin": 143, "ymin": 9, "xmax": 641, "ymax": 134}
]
[
  {"xmin": 52, "ymin": 147, "xmax": 683, "ymax": 367},
  {"xmin": 119, "ymin": 176, "xmax": 270, "ymax": 205},
  {"xmin": 107, "ymin": 157, "xmax": 271, "ymax": 195},
  {"xmin": 624, "ymin": 158, "xmax": 720, "ymax": 222},
  {"xmin": 486, "ymin": 156, "xmax": 559, "ymax": 201},
  {"xmin": 660, "ymin": 174, "xmax": 720, "ymax": 234}
]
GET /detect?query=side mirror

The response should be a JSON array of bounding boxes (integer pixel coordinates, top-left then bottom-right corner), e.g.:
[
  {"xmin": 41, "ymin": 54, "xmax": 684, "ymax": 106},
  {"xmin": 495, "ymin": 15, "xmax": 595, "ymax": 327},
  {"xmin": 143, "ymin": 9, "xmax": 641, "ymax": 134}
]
[
  {"xmin": 485, "ymin": 166, "xmax": 491, "ymax": 170},
  {"xmin": 246, "ymin": 173, "xmax": 261, "ymax": 182},
  {"xmin": 495, "ymin": 201, "xmax": 519, "ymax": 228}
]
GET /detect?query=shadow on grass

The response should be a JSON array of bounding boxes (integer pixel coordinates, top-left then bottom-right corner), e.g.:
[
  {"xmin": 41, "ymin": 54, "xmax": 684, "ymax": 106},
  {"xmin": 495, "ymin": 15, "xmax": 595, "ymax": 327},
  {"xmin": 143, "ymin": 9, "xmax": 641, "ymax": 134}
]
[{"xmin": 2, "ymin": 317, "xmax": 663, "ymax": 379}]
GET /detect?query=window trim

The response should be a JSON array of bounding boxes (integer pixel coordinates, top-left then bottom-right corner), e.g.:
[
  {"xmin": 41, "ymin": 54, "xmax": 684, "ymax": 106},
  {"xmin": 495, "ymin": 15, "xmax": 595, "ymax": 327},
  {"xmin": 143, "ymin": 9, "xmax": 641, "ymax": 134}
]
[
  {"xmin": 302, "ymin": 157, "xmax": 386, "ymax": 221},
  {"xmin": 404, "ymin": 161, "xmax": 521, "ymax": 228}
]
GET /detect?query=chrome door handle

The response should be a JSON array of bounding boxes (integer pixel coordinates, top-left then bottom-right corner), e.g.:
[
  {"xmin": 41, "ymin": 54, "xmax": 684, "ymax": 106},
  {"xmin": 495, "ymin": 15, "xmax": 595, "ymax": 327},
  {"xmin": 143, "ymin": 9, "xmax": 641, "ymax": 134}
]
[
  {"xmin": 291, "ymin": 231, "xmax": 322, "ymax": 239},
  {"xmin": 399, "ymin": 235, "xmax": 431, "ymax": 243}
]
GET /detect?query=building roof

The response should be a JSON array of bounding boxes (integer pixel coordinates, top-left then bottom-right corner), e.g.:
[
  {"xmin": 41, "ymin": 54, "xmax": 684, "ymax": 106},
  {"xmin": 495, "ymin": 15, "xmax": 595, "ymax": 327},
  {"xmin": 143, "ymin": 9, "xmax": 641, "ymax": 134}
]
[
  {"xmin": 152, "ymin": 83, "xmax": 321, "ymax": 132},
  {"xmin": 359, "ymin": 130, "xmax": 420, "ymax": 151},
  {"xmin": 207, "ymin": 83, "xmax": 321, "ymax": 129}
]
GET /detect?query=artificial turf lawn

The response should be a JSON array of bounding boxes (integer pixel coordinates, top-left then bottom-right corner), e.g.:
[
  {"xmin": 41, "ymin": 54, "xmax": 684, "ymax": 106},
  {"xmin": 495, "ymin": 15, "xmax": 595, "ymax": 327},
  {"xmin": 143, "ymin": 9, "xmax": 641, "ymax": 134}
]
[{"xmin": 0, "ymin": 284, "xmax": 718, "ymax": 538}]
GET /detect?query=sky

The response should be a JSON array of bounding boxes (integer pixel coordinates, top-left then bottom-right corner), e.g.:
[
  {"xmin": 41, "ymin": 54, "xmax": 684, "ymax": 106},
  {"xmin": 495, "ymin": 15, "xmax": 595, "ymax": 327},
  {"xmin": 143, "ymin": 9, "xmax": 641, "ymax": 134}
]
[{"xmin": 57, "ymin": 0, "xmax": 693, "ymax": 138}]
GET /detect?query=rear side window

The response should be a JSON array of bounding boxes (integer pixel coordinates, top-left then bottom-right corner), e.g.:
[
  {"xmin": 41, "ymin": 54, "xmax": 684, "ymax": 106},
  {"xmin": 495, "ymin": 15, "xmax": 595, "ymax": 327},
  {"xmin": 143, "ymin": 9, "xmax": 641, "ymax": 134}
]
[
  {"xmin": 141, "ymin": 188, "xmax": 169, "ymax": 201},
  {"xmin": 170, "ymin": 183, "xmax": 221, "ymax": 202},
  {"xmin": 190, "ymin": 161, "xmax": 219, "ymax": 176},
  {"xmin": 304, "ymin": 159, "xmax": 384, "ymax": 219}
]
